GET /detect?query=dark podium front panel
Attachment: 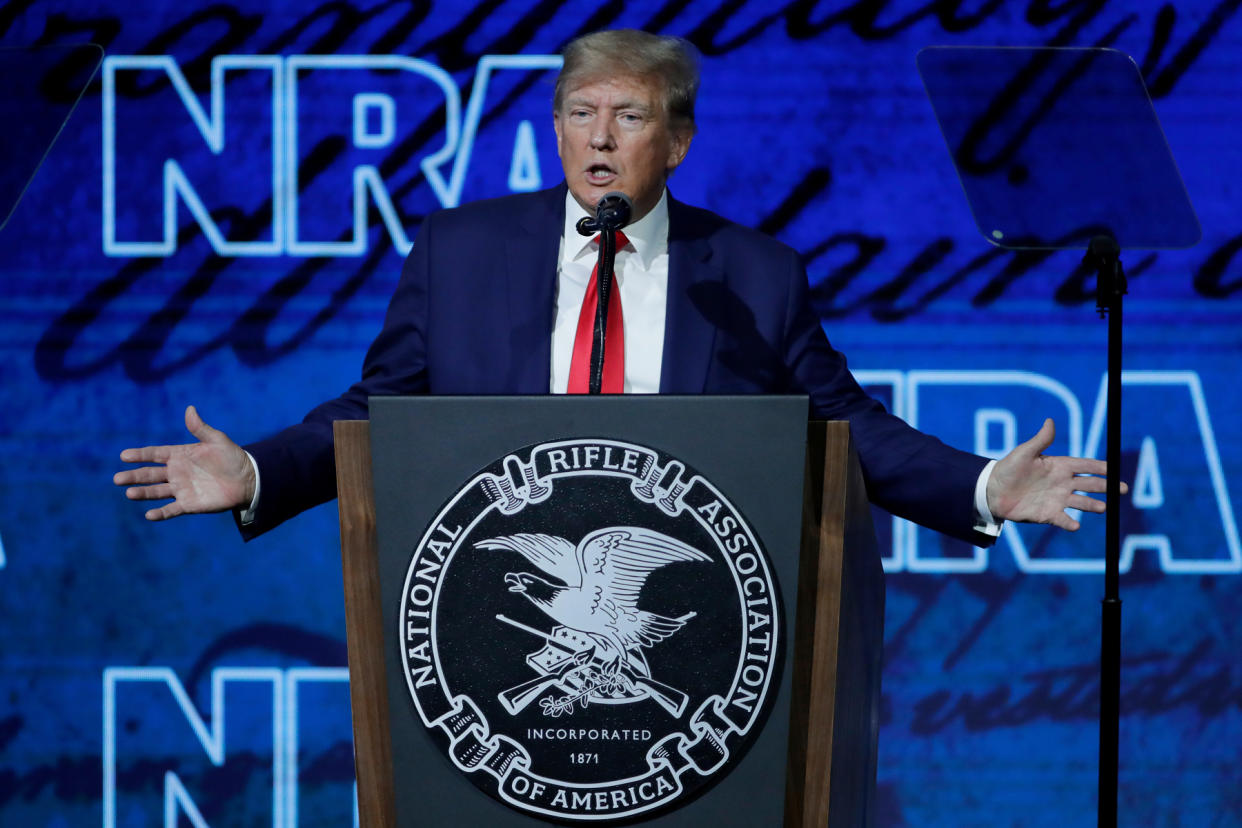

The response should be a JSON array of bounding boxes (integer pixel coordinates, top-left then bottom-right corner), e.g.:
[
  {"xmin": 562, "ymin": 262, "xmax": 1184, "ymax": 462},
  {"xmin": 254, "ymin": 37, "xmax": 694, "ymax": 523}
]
[{"xmin": 368, "ymin": 395, "xmax": 810, "ymax": 826}]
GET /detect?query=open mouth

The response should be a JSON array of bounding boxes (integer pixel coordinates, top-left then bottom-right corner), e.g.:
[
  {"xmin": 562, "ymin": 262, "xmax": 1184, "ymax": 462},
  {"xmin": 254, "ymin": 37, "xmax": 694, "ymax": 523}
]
[{"xmin": 587, "ymin": 164, "xmax": 616, "ymax": 184}]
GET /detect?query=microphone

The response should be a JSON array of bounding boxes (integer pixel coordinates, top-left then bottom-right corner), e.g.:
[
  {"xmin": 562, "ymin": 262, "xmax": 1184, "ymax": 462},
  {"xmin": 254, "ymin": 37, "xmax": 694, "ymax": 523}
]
[
  {"xmin": 576, "ymin": 191, "xmax": 633, "ymax": 236},
  {"xmin": 573, "ymin": 191, "xmax": 631, "ymax": 394}
]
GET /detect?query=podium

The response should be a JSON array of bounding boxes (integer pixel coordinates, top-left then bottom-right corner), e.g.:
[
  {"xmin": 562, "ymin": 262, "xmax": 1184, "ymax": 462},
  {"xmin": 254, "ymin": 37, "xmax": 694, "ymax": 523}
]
[{"xmin": 334, "ymin": 396, "xmax": 882, "ymax": 826}]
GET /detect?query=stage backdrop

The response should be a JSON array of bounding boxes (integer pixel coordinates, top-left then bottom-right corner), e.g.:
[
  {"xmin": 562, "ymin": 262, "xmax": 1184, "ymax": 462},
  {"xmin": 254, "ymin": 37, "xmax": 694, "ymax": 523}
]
[{"xmin": 2, "ymin": 2, "xmax": 1240, "ymax": 826}]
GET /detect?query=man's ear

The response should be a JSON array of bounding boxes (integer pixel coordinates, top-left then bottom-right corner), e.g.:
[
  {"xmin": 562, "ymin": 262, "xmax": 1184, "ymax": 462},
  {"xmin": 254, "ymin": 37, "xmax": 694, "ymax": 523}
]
[
  {"xmin": 666, "ymin": 127, "xmax": 692, "ymax": 173},
  {"xmin": 553, "ymin": 112, "xmax": 565, "ymax": 159}
]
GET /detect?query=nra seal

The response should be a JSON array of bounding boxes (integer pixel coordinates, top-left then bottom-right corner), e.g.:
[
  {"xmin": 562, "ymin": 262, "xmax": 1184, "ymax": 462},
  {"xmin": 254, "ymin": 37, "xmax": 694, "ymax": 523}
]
[{"xmin": 399, "ymin": 438, "xmax": 783, "ymax": 823}]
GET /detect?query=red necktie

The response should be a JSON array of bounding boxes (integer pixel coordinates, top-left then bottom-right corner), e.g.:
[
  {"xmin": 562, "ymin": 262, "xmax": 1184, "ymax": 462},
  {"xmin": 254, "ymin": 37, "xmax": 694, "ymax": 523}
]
[{"xmin": 568, "ymin": 231, "xmax": 628, "ymax": 393}]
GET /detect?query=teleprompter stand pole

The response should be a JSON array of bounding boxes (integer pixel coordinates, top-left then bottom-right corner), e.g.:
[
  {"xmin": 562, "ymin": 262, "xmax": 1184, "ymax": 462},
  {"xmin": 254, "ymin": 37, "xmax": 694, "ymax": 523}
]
[{"xmin": 1086, "ymin": 235, "xmax": 1125, "ymax": 828}]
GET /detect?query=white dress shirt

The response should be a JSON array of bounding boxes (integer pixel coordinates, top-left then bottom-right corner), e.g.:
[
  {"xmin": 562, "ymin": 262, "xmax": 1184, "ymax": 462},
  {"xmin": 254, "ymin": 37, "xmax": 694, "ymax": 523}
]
[{"xmin": 550, "ymin": 189, "xmax": 669, "ymax": 394}]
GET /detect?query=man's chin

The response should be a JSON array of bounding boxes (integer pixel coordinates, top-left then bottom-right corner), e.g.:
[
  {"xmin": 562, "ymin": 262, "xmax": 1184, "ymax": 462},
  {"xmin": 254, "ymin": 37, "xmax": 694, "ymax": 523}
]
[
  {"xmin": 569, "ymin": 183, "xmax": 655, "ymax": 222},
  {"xmin": 570, "ymin": 186, "xmax": 614, "ymax": 213}
]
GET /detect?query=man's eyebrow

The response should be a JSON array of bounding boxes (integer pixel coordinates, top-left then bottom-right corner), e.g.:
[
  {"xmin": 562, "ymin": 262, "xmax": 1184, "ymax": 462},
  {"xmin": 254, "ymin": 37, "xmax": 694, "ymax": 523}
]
[
  {"xmin": 563, "ymin": 96, "xmax": 653, "ymax": 114},
  {"xmin": 612, "ymin": 99, "xmax": 653, "ymax": 113}
]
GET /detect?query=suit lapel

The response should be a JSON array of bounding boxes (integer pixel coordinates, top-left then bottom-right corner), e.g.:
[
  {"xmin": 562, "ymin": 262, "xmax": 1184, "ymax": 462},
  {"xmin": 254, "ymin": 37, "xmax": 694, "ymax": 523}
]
[
  {"xmin": 504, "ymin": 185, "xmax": 565, "ymax": 393},
  {"xmin": 660, "ymin": 196, "xmax": 720, "ymax": 393}
]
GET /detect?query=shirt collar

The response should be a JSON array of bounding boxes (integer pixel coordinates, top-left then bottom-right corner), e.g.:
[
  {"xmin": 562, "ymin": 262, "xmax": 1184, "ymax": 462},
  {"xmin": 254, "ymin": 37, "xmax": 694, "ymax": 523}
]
[{"xmin": 562, "ymin": 188, "xmax": 669, "ymax": 270}]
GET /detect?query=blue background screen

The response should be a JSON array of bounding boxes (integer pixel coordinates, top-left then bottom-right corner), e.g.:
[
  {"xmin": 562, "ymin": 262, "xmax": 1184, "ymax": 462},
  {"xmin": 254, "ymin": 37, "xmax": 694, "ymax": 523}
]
[{"xmin": 1, "ymin": 2, "xmax": 1239, "ymax": 825}]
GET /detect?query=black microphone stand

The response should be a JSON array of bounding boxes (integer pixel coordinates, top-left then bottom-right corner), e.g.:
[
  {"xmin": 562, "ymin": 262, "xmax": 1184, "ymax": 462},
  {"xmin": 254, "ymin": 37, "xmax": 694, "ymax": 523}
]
[
  {"xmin": 589, "ymin": 227, "xmax": 618, "ymax": 395},
  {"xmin": 1086, "ymin": 234, "xmax": 1126, "ymax": 828},
  {"xmin": 575, "ymin": 192, "xmax": 632, "ymax": 394}
]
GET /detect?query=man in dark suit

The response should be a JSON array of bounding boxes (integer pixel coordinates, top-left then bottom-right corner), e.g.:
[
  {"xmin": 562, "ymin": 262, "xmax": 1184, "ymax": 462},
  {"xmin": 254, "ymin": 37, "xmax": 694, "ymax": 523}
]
[{"xmin": 115, "ymin": 30, "xmax": 1117, "ymax": 540}]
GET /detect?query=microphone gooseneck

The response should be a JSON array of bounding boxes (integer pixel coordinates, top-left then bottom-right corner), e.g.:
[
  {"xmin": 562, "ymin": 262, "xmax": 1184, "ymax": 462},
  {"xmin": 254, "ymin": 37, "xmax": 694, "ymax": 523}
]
[{"xmin": 576, "ymin": 191, "xmax": 633, "ymax": 235}]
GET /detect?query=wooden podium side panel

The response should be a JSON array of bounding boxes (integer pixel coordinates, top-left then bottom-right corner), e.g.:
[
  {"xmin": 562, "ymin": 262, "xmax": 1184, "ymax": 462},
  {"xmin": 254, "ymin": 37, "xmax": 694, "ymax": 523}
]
[
  {"xmin": 333, "ymin": 420, "xmax": 395, "ymax": 828},
  {"xmin": 786, "ymin": 421, "xmax": 883, "ymax": 828},
  {"xmin": 826, "ymin": 424, "xmax": 885, "ymax": 826}
]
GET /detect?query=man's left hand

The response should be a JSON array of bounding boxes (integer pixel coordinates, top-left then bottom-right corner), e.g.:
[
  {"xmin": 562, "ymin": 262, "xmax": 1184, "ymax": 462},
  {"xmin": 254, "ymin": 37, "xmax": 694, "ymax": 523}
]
[{"xmin": 987, "ymin": 418, "xmax": 1127, "ymax": 531}]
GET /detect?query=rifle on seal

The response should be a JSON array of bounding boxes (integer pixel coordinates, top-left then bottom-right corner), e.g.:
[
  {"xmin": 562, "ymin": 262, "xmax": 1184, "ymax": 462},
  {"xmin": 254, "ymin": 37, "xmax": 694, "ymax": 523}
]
[{"xmin": 495, "ymin": 614, "xmax": 690, "ymax": 717}]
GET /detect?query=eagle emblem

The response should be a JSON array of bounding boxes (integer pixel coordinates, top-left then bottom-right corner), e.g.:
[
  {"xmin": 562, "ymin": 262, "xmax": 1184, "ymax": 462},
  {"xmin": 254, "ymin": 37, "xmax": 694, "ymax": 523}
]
[{"xmin": 477, "ymin": 527, "xmax": 711, "ymax": 718}]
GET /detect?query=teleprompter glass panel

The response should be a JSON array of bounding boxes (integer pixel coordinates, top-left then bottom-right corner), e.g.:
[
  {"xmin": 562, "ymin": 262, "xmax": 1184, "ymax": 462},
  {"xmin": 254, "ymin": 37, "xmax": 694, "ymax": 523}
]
[
  {"xmin": 0, "ymin": 44, "xmax": 103, "ymax": 232},
  {"xmin": 918, "ymin": 46, "xmax": 1200, "ymax": 250}
]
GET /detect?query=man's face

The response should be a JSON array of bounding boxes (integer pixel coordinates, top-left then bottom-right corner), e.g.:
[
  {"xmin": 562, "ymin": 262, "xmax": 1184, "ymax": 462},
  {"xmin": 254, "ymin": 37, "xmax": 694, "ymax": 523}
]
[{"xmin": 554, "ymin": 74, "xmax": 691, "ymax": 222}]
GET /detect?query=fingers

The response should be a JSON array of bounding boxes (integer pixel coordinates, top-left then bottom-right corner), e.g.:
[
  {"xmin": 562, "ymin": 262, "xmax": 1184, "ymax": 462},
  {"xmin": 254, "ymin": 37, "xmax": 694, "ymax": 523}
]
[
  {"xmin": 1066, "ymin": 458, "xmax": 1109, "ymax": 477},
  {"xmin": 145, "ymin": 502, "xmax": 185, "ymax": 521},
  {"xmin": 1048, "ymin": 458, "xmax": 1130, "ymax": 496},
  {"xmin": 113, "ymin": 465, "xmax": 170, "ymax": 486},
  {"xmin": 1067, "ymin": 493, "xmax": 1107, "ymax": 513},
  {"xmin": 1069, "ymin": 473, "xmax": 1109, "ymax": 494},
  {"xmin": 185, "ymin": 404, "xmax": 213, "ymax": 441},
  {"xmin": 185, "ymin": 404, "xmax": 227, "ymax": 445},
  {"xmin": 119, "ymin": 446, "xmax": 173, "ymax": 464},
  {"xmin": 1065, "ymin": 470, "xmax": 1128, "ymax": 495},
  {"xmin": 120, "ymin": 406, "xmax": 215, "ymax": 464},
  {"xmin": 1017, "ymin": 418, "xmax": 1056, "ymax": 458},
  {"xmin": 125, "ymin": 483, "xmax": 174, "ymax": 501},
  {"xmin": 1050, "ymin": 511, "xmax": 1082, "ymax": 532}
]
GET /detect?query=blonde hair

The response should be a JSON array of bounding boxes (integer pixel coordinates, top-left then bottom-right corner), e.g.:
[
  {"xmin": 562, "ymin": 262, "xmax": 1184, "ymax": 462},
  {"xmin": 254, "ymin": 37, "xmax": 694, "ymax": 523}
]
[{"xmin": 554, "ymin": 29, "xmax": 700, "ymax": 134}]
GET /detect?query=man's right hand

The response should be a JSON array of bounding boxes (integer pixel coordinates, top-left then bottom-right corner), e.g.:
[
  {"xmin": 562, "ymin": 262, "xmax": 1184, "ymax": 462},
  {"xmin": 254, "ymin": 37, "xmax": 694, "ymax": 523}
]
[{"xmin": 114, "ymin": 405, "xmax": 256, "ymax": 521}]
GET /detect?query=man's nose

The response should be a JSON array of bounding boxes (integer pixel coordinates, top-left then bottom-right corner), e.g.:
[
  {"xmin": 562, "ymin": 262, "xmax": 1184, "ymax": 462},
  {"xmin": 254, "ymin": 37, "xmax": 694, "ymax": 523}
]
[{"xmin": 589, "ymin": 123, "xmax": 616, "ymax": 150}]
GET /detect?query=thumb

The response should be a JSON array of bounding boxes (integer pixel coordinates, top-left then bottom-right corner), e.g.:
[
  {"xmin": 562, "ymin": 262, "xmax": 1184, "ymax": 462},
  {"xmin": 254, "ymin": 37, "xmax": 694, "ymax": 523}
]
[
  {"xmin": 1015, "ymin": 418, "xmax": 1055, "ymax": 459},
  {"xmin": 184, "ymin": 404, "xmax": 223, "ymax": 444}
]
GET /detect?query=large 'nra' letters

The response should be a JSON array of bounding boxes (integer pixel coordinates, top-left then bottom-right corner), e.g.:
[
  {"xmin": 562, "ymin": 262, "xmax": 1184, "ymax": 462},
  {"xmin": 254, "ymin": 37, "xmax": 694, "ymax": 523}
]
[
  {"xmin": 103, "ymin": 667, "xmax": 356, "ymax": 828},
  {"xmin": 855, "ymin": 370, "xmax": 1241, "ymax": 575},
  {"xmin": 103, "ymin": 54, "xmax": 563, "ymax": 258}
]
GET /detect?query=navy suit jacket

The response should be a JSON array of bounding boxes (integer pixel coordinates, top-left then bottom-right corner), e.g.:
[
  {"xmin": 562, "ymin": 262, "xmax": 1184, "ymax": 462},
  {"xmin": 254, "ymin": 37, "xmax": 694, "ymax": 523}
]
[{"xmin": 244, "ymin": 185, "xmax": 992, "ymax": 545}]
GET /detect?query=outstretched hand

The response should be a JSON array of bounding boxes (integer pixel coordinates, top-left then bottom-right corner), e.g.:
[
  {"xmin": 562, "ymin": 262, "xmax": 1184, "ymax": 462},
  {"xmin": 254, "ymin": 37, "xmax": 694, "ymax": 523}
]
[
  {"xmin": 987, "ymin": 418, "xmax": 1127, "ymax": 531},
  {"xmin": 114, "ymin": 405, "xmax": 256, "ymax": 521}
]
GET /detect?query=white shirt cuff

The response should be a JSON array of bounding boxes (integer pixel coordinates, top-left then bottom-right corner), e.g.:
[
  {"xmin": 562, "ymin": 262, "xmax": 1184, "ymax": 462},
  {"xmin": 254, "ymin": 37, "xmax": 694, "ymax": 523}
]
[
  {"xmin": 238, "ymin": 451, "xmax": 261, "ymax": 526},
  {"xmin": 973, "ymin": 459, "xmax": 1003, "ymax": 537}
]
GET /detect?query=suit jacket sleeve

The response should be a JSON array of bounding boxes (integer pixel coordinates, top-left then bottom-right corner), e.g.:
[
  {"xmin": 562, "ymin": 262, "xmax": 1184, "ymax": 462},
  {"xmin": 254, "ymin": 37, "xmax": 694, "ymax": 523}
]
[
  {"xmin": 778, "ymin": 248, "xmax": 995, "ymax": 547},
  {"xmin": 237, "ymin": 212, "xmax": 437, "ymax": 539}
]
